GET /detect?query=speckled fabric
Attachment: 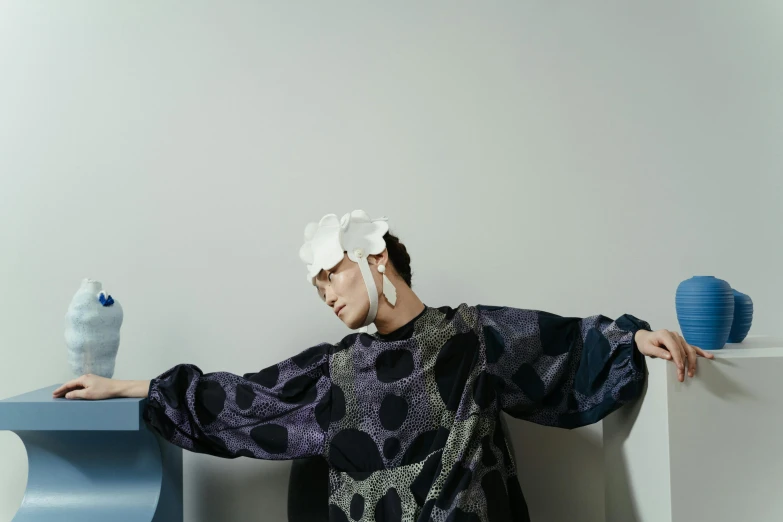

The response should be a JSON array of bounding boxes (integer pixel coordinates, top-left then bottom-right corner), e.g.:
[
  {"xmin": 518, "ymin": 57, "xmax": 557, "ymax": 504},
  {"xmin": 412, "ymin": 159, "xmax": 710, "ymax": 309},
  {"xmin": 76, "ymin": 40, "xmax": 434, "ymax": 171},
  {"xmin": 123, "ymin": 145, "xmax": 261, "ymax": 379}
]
[{"xmin": 143, "ymin": 304, "xmax": 650, "ymax": 521}]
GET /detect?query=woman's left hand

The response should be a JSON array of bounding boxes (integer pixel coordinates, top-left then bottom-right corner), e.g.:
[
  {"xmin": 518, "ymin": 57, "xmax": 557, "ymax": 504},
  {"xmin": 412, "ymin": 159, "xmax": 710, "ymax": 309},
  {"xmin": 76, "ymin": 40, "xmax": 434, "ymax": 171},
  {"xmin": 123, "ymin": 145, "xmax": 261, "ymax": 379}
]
[{"xmin": 634, "ymin": 329, "xmax": 715, "ymax": 382}]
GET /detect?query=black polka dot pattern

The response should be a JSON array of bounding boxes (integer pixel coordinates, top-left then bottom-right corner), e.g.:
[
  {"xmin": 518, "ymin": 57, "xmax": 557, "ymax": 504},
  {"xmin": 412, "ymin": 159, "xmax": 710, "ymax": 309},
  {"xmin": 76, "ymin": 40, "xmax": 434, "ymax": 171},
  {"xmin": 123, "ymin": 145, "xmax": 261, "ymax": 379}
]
[
  {"xmin": 235, "ymin": 383, "xmax": 255, "ymax": 411},
  {"xmin": 472, "ymin": 371, "xmax": 504, "ymax": 410},
  {"xmin": 437, "ymin": 305, "xmax": 459, "ymax": 321},
  {"xmin": 292, "ymin": 343, "xmax": 330, "ymax": 369},
  {"xmin": 200, "ymin": 434, "xmax": 230, "ymax": 457},
  {"xmin": 144, "ymin": 304, "xmax": 649, "ymax": 521},
  {"xmin": 194, "ymin": 380, "xmax": 225, "ymax": 426},
  {"xmin": 235, "ymin": 448, "xmax": 255, "ymax": 458},
  {"xmin": 280, "ymin": 374, "xmax": 320, "ymax": 405},
  {"xmin": 243, "ymin": 364, "xmax": 279, "ymax": 388},
  {"xmin": 160, "ymin": 365, "xmax": 196, "ymax": 409},
  {"xmin": 375, "ymin": 487, "xmax": 402, "ymax": 522},
  {"xmin": 483, "ymin": 325, "xmax": 505, "ymax": 364},
  {"xmin": 375, "ymin": 349, "xmax": 414, "ymax": 383},
  {"xmin": 401, "ymin": 429, "xmax": 438, "ymax": 465},
  {"xmin": 316, "ymin": 384, "xmax": 346, "ymax": 431},
  {"xmin": 410, "ymin": 450, "xmax": 442, "ymax": 506},
  {"xmin": 336, "ymin": 333, "xmax": 360, "ymax": 352},
  {"xmin": 250, "ymin": 423, "xmax": 288, "ymax": 454},
  {"xmin": 537, "ymin": 312, "xmax": 580, "ymax": 357},
  {"xmin": 350, "ymin": 493, "xmax": 364, "ymax": 520},
  {"xmin": 329, "ymin": 503, "xmax": 350, "ymax": 522},
  {"xmin": 379, "ymin": 394, "xmax": 409, "ymax": 431},
  {"xmin": 434, "ymin": 331, "xmax": 480, "ymax": 411},
  {"xmin": 436, "ymin": 464, "xmax": 472, "ymax": 510},
  {"xmin": 330, "ymin": 429, "xmax": 384, "ymax": 474},
  {"xmin": 383, "ymin": 437, "xmax": 400, "ymax": 459}
]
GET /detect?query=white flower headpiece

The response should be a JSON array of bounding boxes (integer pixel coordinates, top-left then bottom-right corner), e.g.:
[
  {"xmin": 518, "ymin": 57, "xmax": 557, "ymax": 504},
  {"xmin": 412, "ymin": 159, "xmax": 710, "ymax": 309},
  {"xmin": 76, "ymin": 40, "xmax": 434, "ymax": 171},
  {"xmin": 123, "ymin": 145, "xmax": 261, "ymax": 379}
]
[
  {"xmin": 299, "ymin": 210, "xmax": 389, "ymax": 285},
  {"xmin": 299, "ymin": 210, "xmax": 395, "ymax": 329}
]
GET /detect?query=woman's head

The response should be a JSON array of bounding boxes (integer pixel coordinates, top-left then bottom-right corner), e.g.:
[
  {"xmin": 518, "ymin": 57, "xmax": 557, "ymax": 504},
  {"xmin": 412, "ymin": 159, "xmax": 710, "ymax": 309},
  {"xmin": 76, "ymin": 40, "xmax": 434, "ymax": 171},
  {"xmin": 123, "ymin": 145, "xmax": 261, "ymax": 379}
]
[{"xmin": 314, "ymin": 232, "xmax": 412, "ymax": 329}]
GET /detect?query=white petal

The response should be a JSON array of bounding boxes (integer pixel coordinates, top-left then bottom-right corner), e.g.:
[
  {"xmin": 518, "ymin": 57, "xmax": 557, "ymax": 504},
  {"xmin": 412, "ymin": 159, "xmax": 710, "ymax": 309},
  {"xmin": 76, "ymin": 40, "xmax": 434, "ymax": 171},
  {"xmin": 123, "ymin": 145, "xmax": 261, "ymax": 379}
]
[
  {"xmin": 299, "ymin": 242, "xmax": 314, "ymax": 264},
  {"xmin": 349, "ymin": 209, "xmax": 372, "ymax": 223},
  {"xmin": 304, "ymin": 222, "xmax": 319, "ymax": 241},
  {"xmin": 318, "ymin": 214, "xmax": 341, "ymax": 227},
  {"xmin": 340, "ymin": 212, "xmax": 351, "ymax": 230}
]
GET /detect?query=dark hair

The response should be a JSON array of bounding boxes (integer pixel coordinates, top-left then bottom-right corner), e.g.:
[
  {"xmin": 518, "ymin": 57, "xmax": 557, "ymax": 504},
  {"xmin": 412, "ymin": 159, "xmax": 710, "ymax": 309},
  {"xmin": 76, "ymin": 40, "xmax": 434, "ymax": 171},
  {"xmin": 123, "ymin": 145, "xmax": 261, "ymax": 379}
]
[{"xmin": 383, "ymin": 231, "xmax": 413, "ymax": 288}]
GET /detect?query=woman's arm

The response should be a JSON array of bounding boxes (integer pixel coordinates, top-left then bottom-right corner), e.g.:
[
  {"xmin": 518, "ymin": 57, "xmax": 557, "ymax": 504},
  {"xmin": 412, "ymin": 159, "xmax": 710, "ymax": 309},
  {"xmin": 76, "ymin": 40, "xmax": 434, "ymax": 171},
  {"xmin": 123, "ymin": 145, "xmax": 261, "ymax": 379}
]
[
  {"xmin": 142, "ymin": 343, "xmax": 335, "ymax": 460},
  {"xmin": 52, "ymin": 375, "xmax": 147, "ymax": 400},
  {"xmin": 114, "ymin": 379, "xmax": 151, "ymax": 398},
  {"xmin": 52, "ymin": 342, "xmax": 338, "ymax": 462},
  {"xmin": 477, "ymin": 305, "xmax": 652, "ymax": 429}
]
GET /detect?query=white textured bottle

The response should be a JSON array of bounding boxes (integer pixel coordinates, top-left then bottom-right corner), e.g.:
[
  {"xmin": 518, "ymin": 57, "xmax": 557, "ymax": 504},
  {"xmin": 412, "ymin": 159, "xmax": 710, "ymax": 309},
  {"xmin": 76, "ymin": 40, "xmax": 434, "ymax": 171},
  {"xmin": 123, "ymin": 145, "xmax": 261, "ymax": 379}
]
[{"xmin": 64, "ymin": 278, "xmax": 124, "ymax": 378}]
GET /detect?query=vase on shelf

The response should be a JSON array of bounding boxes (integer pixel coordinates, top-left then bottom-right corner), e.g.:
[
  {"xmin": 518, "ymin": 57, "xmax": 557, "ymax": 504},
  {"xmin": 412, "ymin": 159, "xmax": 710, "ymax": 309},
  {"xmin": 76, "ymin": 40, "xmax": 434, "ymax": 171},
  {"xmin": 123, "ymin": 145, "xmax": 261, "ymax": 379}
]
[
  {"xmin": 675, "ymin": 276, "xmax": 734, "ymax": 350},
  {"xmin": 64, "ymin": 278, "xmax": 124, "ymax": 378},
  {"xmin": 727, "ymin": 289, "xmax": 753, "ymax": 343}
]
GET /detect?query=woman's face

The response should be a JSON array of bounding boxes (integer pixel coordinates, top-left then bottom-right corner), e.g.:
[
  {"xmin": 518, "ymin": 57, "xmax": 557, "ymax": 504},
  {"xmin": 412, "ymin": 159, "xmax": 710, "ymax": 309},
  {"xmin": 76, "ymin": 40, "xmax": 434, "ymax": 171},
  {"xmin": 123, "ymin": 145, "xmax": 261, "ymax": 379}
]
[{"xmin": 314, "ymin": 252, "xmax": 385, "ymax": 329}]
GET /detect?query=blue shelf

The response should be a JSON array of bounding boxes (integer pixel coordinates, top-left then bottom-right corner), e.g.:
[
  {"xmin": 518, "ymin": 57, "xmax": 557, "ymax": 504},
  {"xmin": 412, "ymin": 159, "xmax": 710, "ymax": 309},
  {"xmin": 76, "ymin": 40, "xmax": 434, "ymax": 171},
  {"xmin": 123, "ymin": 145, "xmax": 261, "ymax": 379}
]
[
  {"xmin": 0, "ymin": 384, "xmax": 183, "ymax": 522},
  {"xmin": 0, "ymin": 384, "xmax": 146, "ymax": 431}
]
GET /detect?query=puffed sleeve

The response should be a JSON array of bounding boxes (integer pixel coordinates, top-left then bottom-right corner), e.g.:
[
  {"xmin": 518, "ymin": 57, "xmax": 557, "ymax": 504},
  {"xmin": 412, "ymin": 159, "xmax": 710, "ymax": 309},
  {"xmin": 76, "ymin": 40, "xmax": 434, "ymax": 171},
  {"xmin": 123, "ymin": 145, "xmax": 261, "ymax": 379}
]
[
  {"xmin": 477, "ymin": 305, "xmax": 651, "ymax": 429},
  {"xmin": 142, "ymin": 342, "xmax": 336, "ymax": 460}
]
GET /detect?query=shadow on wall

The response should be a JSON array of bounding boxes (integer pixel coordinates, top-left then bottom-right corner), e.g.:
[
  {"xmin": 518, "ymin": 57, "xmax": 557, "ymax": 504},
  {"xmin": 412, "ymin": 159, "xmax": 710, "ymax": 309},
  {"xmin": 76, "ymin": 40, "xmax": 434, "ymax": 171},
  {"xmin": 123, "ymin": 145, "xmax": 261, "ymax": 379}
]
[
  {"xmin": 507, "ymin": 411, "xmax": 622, "ymax": 522},
  {"xmin": 190, "ymin": 457, "xmax": 291, "ymax": 522},
  {"xmin": 601, "ymin": 376, "xmax": 647, "ymax": 522}
]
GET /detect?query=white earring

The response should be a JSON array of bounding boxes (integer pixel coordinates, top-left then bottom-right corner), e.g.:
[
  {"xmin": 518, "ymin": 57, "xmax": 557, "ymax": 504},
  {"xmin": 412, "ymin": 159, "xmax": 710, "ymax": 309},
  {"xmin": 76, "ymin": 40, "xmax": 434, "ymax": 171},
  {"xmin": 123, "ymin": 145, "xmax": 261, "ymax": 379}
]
[{"xmin": 378, "ymin": 264, "xmax": 397, "ymax": 306}]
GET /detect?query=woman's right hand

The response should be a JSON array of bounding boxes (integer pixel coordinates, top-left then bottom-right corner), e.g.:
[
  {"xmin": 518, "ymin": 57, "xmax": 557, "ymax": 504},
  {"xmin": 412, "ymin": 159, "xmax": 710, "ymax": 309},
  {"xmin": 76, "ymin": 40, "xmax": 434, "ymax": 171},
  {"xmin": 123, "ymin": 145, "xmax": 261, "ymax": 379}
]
[{"xmin": 52, "ymin": 374, "xmax": 117, "ymax": 400}]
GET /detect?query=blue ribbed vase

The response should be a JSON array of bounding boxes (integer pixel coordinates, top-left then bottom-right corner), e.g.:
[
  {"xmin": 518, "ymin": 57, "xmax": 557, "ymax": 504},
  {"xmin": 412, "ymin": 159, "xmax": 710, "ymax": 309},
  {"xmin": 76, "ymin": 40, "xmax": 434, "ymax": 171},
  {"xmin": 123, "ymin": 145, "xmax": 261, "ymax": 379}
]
[
  {"xmin": 727, "ymin": 289, "xmax": 753, "ymax": 343},
  {"xmin": 675, "ymin": 276, "xmax": 734, "ymax": 350}
]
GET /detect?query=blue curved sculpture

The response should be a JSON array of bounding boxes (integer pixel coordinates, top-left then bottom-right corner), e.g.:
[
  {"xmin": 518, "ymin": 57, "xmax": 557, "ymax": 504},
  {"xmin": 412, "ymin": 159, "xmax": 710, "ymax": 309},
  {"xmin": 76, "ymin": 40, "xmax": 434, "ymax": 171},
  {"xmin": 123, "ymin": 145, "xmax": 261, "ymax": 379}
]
[
  {"xmin": 0, "ymin": 385, "xmax": 182, "ymax": 521},
  {"xmin": 728, "ymin": 289, "xmax": 754, "ymax": 343},
  {"xmin": 675, "ymin": 276, "xmax": 735, "ymax": 350}
]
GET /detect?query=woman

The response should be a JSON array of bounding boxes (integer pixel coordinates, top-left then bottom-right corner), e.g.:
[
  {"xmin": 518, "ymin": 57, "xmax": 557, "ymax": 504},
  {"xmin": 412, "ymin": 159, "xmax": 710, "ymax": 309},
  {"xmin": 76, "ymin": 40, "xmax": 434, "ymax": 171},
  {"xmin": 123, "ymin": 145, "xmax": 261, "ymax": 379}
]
[{"xmin": 53, "ymin": 210, "xmax": 712, "ymax": 522}]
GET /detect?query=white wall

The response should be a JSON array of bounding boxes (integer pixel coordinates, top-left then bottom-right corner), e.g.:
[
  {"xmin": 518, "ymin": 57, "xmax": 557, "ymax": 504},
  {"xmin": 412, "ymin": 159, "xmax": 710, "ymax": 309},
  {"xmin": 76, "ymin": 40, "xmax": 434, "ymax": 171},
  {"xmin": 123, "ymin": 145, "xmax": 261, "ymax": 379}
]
[{"xmin": 1, "ymin": 2, "xmax": 780, "ymax": 521}]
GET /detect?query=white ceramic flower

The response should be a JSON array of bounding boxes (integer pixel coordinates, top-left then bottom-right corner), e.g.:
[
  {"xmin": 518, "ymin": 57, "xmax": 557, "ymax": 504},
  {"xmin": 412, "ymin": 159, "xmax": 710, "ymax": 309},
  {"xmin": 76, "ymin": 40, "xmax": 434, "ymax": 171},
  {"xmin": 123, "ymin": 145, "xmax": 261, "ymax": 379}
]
[{"xmin": 299, "ymin": 210, "xmax": 389, "ymax": 285}]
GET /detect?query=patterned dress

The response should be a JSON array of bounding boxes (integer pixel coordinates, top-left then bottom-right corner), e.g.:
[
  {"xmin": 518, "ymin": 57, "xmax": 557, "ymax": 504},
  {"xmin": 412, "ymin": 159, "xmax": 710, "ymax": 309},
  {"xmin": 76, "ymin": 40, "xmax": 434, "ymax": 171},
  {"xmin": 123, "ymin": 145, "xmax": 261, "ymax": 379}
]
[{"xmin": 143, "ymin": 303, "xmax": 650, "ymax": 521}]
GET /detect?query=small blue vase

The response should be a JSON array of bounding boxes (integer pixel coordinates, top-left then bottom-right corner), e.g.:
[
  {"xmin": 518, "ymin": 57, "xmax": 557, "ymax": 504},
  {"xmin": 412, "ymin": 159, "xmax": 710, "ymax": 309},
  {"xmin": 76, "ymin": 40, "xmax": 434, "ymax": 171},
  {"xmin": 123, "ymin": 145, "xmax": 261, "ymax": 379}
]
[
  {"xmin": 675, "ymin": 276, "xmax": 734, "ymax": 350},
  {"xmin": 728, "ymin": 289, "xmax": 753, "ymax": 343}
]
